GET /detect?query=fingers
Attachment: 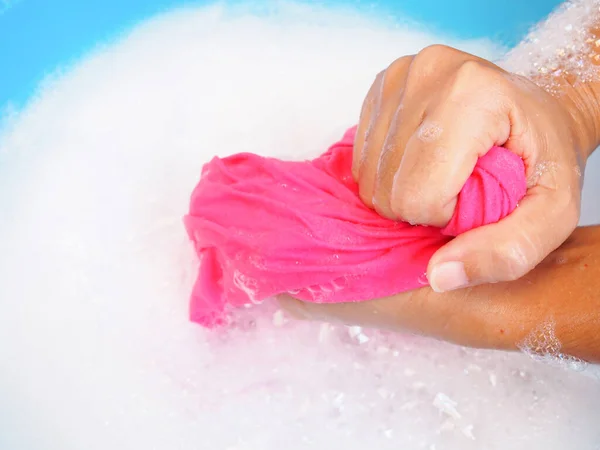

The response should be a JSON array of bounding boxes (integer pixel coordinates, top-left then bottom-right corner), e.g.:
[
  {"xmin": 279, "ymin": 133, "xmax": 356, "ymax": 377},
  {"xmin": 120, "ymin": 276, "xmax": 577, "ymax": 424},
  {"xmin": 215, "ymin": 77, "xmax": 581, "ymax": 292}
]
[
  {"xmin": 427, "ymin": 177, "xmax": 580, "ymax": 292},
  {"xmin": 371, "ymin": 93, "xmax": 424, "ymax": 219},
  {"xmin": 355, "ymin": 56, "xmax": 413, "ymax": 209},
  {"xmin": 352, "ymin": 71, "xmax": 384, "ymax": 181},
  {"xmin": 390, "ymin": 63, "xmax": 513, "ymax": 226}
]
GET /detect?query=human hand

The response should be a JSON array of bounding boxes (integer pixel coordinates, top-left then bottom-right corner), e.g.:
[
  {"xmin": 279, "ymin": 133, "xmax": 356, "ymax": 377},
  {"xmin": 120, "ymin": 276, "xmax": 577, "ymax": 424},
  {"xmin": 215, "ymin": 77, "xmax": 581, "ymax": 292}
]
[
  {"xmin": 278, "ymin": 226, "xmax": 600, "ymax": 363},
  {"xmin": 352, "ymin": 45, "xmax": 599, "ymax": 292}
]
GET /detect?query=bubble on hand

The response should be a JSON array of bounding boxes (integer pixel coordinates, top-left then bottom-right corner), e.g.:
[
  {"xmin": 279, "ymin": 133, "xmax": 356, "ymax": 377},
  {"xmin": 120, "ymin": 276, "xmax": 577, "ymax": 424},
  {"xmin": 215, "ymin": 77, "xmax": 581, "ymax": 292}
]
[{"xmin": 417, "ymin": 120, "xmax": 443, "ymax": 143}]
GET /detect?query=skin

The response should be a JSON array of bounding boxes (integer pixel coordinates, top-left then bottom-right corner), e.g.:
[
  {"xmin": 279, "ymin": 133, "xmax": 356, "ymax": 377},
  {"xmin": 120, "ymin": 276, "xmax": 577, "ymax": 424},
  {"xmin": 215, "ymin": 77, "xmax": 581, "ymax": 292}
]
[
  {"xmin": 279, "ymin": 226, "xmax": 600, "ymax": 363},
  {"xmin": 279, "ymin": 12, "xmax": 600, "ymax": 362},
  {"xmin": 353, "ymin": 47, "xmax": 597, "ymax": 292}
]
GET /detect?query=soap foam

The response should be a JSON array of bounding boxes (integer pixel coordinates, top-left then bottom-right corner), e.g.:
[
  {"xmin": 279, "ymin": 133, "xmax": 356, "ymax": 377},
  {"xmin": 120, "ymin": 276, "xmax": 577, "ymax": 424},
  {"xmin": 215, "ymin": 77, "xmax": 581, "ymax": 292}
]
[
  {"xmin": 1, "ymin": 3, "xmax": 600, "ymax": 450},
  {"xmin": 518, "ymin": 319, "xmax": 589, "ymax": 372},
  {"xmin": 502, "ymin": 0, "xmax": 600, "ymax": 95}
]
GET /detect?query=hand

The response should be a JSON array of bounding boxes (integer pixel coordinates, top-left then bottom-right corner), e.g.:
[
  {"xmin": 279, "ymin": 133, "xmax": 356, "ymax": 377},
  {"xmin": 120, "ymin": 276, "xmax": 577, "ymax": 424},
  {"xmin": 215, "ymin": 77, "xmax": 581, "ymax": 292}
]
[
  {"xmin": 278, "ymin": 226, "xmax": 600, "ymax": 363},
  {"xmin": 352, "ymin": 45, "xmax": 599, "ymax": 292}
]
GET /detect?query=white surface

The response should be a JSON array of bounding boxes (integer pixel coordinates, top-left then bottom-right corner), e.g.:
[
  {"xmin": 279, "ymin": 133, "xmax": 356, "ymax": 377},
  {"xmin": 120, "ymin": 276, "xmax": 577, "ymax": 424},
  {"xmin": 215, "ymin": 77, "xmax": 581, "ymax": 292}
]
[{"xmin": 1, "ymin": 4, "xmax": 599, "ymax": 450}]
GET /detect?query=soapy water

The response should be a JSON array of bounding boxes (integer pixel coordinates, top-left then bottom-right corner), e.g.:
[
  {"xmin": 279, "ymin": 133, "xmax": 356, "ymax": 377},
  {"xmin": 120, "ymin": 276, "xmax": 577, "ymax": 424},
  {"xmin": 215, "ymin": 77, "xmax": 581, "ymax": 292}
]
[
  {"xmin": 502, "ymin": 0, "xmax": 600, "ymax": 95},
  {"xmin": 233, "ymin": 270, "xmax": 261, "ymax": 305},
  {"xmin": 518, "ymin": 319, "xmax": 589, "ymax": 371},
  {"xmin": 1, "ymin": 2, "xmax": 600, "ymax": 450}
]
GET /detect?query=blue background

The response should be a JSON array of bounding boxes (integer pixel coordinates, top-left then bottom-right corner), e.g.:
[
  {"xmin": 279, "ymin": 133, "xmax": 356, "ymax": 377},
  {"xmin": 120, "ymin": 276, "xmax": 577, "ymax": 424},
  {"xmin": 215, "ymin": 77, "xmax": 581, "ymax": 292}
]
[{"xmin": 0, "ymin": 0, "xmax": 563, "ymax": 109}]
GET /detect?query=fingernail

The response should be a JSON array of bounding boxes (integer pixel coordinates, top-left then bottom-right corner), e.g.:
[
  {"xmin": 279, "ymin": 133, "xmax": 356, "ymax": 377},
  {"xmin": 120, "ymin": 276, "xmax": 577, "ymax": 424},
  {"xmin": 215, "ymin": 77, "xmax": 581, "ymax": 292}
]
[{"xmin": 429, "ymin": 261, "xmax": 469, "ymax": 293}]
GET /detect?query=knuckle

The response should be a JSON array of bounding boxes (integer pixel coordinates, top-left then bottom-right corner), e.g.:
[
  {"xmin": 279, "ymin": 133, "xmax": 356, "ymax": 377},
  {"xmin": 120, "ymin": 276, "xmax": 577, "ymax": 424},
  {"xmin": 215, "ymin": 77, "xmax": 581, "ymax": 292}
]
[
  {"xmin": 387, "ymin": 55, "xmax": 414, "ymax": 76},
  {"xmin": 418, "ymin": 44, "xmax": 456, "ymax": 60},
  {"xmin": 448, "ymin": 60, "xmax": 501, "ymax": 100},
  {"xmin": 391, "ymin": 200, "xmax": 418, "ymax": 223},
  {"xmin": 405, "ymin": 45, "xmax": 456, "ymax": 90},
  {"xmin": 456, "ymin": 59, "xmax": 486, "ymax": 78},
  {"xmin": 409, "ymin": 45, "xmax": 451, "ymax": 79},
  {"xmin": 391, "ymin": 182, "xmax": 454, "ymax": 225},
  {"xmin": 381, "ymin": 57, "xmax": 413, "ymax": 97},
  {"xmin": 391, "ymin": 185, "xmax": 429, "ymax": 223}
]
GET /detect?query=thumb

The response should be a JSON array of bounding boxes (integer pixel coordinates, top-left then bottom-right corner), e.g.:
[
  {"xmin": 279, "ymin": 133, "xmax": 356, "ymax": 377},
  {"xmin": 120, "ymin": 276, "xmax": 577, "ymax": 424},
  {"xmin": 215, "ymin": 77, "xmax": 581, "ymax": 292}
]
[{"xmin": 427, "ymin": 189, "xmax": 579, "ymax": 291}]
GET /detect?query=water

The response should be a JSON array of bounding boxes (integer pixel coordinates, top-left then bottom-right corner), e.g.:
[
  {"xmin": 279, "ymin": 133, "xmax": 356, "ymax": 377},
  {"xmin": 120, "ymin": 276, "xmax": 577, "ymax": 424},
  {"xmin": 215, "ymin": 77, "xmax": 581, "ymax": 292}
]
[
  {"xmin": 1, "ymin": 3, "xmax": 600, "ymax": 450},
  {"xmin": 502, "ymin": 0, "xmax": 600, "ymax": 95}
]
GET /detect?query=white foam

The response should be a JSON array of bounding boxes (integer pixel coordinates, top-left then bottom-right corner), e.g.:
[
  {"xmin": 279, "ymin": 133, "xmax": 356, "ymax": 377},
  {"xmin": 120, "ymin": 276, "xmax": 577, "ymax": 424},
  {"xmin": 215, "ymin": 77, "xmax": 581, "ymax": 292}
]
[
  {"xmin": 1, "ymin": 3, "xmax": 600, "ymax": 450},
  {"xmin": 502, "ymin": 0, "xmax": 600, "ymax": 94}
]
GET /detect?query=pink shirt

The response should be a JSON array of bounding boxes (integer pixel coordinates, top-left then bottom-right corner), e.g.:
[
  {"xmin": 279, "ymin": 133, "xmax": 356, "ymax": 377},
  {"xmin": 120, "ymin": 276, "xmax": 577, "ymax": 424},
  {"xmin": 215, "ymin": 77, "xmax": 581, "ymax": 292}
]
[{"xmin": 184, "ymin": 126, "xmax": 526, "ymax": 327}]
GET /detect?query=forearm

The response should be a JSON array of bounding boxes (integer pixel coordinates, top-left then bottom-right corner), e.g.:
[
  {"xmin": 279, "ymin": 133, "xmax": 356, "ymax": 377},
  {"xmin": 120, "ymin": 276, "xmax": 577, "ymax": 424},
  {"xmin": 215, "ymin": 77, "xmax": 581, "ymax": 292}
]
[
  {"xmin": 502, "ymin": 0, "xmax": 600, "ymax": 159},
  {"xmin": 378, "ymin": 226, "xmax": 600, "ymax": 363},
  {"xmin": 279, "ymin": 226, "xmax": 600, "ymax": 363},
  {"xmin": 480, "ymin": 225, "xmax": 600, "ymax": 363}
]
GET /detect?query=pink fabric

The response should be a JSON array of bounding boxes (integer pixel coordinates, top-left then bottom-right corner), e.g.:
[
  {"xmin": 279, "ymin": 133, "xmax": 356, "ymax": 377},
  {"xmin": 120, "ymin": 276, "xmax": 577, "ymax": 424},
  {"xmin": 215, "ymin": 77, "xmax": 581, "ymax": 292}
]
[{"xmin": 184, "ymin": 126, "xmax": 527, "ymax": 327}]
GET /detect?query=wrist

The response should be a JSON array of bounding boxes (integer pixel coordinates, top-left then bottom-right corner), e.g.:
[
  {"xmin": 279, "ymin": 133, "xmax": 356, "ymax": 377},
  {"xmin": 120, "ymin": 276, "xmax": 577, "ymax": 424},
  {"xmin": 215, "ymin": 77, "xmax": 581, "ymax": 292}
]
[{"xmin": 558, "ymin": 80, "xmax": 600, "ymax": 161}]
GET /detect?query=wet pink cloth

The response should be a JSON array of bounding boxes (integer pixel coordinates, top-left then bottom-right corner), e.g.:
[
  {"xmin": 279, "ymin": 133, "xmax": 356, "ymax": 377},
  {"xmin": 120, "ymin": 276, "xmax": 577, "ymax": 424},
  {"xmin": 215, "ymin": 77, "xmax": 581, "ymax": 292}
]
[{"xmin": 184, "ymin": 126, "xmax": 527, "ymax": 327}]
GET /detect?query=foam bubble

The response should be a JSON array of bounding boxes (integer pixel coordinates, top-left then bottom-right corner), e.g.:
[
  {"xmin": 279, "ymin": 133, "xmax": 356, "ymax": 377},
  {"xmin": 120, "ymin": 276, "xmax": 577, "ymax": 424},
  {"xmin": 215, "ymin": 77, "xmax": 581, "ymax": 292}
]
[
  {"xmin": 518, "ymin": 319, "xmax": 588, "ymax": 372},
  {"xmin": 1, "ymin": 3, "xmax": 600, "ymax": 450},
  {"xmin": 502, "ymin": 0, "xmax": 600, "ymax": 95},
  {"xmin": 417, "ymin": 120, "xmax": 443, "ymax": 143}
]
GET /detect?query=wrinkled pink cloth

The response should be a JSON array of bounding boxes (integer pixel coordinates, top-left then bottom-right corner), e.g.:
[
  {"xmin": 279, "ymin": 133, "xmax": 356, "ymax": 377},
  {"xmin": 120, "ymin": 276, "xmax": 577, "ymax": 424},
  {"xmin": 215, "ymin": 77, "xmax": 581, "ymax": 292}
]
[{"xmin": 183, "ymin": 126, "xmax": 527, "ymax": 327}]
